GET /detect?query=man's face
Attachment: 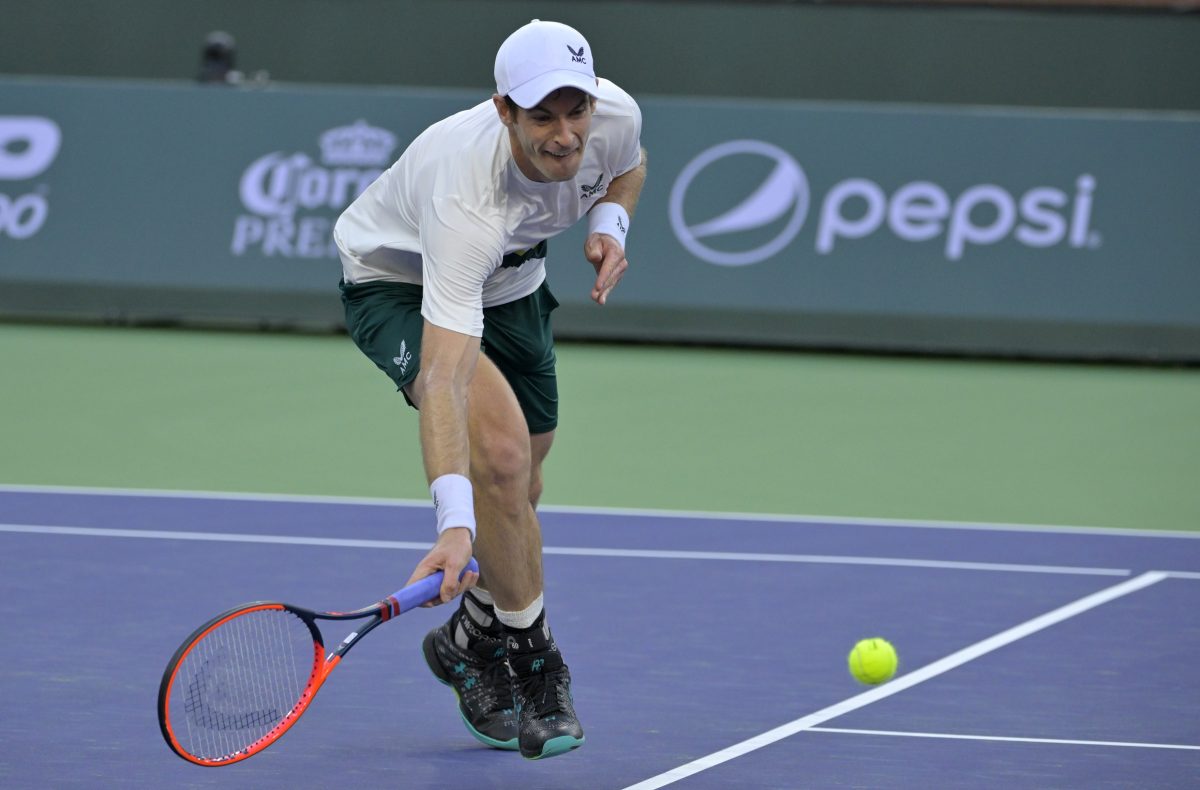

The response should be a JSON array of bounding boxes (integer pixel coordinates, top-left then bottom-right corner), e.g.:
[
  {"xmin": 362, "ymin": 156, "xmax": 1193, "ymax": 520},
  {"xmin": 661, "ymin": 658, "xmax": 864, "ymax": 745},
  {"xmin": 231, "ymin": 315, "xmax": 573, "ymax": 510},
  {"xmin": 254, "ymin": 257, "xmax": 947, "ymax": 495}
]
[{"xmin": 495, "ymin": 88, "xmax": 595, "ymax": 183}]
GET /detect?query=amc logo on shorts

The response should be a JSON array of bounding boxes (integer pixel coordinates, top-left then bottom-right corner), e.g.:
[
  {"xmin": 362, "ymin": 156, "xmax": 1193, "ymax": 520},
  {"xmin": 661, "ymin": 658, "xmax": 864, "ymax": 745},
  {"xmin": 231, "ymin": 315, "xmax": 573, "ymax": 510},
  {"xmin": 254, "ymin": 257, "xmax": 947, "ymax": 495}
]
[
  {"xmin": 0, "ymin": 116, "xmax": 61, "ymax": 240},
  {"xmin": 669, "ymin": 139, "xmax": 1101, "ymax": 266}
]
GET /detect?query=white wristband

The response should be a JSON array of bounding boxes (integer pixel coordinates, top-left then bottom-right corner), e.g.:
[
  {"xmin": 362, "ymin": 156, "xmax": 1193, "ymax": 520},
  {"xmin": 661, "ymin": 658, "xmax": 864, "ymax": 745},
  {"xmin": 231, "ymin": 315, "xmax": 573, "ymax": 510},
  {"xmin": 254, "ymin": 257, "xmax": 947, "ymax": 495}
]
[
  {"xmin": 430, "ymin": 473, "xmax": 476, "ymax": 541},
  {"xmin": 587, "ymin": 202, "xmax": 630, "ymax": 250}
]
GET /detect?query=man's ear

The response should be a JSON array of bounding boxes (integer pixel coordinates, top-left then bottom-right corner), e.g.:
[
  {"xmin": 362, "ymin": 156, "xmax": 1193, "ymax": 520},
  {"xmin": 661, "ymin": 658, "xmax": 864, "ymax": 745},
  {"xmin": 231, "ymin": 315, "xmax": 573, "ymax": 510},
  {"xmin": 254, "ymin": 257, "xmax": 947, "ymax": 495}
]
[{"xmin": 492, "ymin": 94, "xmax": 515, "ymax": 127}]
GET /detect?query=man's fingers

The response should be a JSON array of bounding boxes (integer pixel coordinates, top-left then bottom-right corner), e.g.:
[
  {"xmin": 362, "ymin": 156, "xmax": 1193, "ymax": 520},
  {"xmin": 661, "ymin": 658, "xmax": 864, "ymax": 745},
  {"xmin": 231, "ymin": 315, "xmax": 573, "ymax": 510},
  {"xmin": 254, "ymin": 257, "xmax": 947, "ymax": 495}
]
[
  {"xmin": 418, "ymin": 566, "xmax": 476, "ymax": 607},
  {"xmin": 585, "ymin": 233, "xmax": 629, "ymax": 304},
  {"xmin": 439, "ymin": 575, "xmax": 456, "ymax": 603},
  {"xmin": 593, "ymin": 256, "xmax": 627, "ymax": 304},
  {"xmin": 404, "ymin": 562, "xmax": 436, "ymax": 590},
  {"xmin": 439, "ymin": 568, "xmax": 478, "ymax": 603},
  {"xmin": 439, "ymin": 564, "xmax": 474, "ymax": 601}
]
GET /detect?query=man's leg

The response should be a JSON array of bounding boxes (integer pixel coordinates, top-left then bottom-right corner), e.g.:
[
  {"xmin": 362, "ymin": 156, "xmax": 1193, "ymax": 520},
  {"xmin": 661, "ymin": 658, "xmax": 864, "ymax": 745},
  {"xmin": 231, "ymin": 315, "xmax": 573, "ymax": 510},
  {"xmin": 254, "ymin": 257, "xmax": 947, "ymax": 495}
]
[
  {"xmin": 414, "ymin": 354, "xmax": 534, "ymax": 751},
  {"xmin": 461, "ymin": 361, "xmax": 581, "ymax": 759},
  {"xmin": 418, "ymin": 357, "xmax": 580, "ymax": 758},
  {"xmin": 464, "ymin": 356, "xmax": 542, "ymax": 607},
  {"xmin": 465, "ymin": 427, "xmax": 555, "ymax": 604}
]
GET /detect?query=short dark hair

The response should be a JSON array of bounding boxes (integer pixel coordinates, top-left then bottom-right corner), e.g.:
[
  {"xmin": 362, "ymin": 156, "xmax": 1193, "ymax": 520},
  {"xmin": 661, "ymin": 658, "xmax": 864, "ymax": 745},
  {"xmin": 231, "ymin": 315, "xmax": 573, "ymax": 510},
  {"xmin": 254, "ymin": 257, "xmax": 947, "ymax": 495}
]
[{"xmin": 503, "ymin": 91, "xmax": 596, "ymax": 118}]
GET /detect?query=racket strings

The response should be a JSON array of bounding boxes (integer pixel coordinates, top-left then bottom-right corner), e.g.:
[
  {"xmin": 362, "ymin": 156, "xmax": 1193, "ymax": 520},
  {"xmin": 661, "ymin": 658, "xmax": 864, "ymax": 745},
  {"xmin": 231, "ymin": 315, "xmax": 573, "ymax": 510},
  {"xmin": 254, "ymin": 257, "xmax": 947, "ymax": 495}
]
[{"xmin": 169, "ymin": 608, "xmax": 316, "ymax": 761}]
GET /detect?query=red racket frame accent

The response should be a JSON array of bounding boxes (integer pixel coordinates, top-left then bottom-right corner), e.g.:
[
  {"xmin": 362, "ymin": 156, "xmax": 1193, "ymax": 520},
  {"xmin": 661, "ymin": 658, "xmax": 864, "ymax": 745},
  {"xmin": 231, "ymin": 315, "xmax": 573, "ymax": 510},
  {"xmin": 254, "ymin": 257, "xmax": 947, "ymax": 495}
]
[
  {"xmin": 158, "ymin": 560, "xmax": 474, "ymax": 765},
  {"xmin": 158, "ymin": 603, "xmax": 329, "ymax": 766}
]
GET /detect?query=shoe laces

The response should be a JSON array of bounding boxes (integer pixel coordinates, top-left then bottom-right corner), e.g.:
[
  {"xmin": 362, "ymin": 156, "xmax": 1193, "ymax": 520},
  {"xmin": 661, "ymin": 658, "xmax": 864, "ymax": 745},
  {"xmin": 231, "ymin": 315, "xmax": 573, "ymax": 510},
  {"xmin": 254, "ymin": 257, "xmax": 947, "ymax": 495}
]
[
  {"xmin": 517, "ymin": 666, "xmax": 572, "ymax": 717},
  {"xmin": 470, "ymin": 649, "xmax": 512, "ymax": 713}
]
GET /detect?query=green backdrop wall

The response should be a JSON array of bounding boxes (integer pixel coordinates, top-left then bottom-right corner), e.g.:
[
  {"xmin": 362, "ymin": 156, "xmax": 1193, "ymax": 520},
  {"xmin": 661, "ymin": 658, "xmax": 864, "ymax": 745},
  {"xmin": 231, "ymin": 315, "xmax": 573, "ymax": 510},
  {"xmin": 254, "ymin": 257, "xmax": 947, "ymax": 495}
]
[
  {"xmin": 2, "ymin": 78, "xmax": 1197, "ymax": 360},
  {"xmin": 0, "ymin": 0, "xmax": 1198, "ymax": 110}
]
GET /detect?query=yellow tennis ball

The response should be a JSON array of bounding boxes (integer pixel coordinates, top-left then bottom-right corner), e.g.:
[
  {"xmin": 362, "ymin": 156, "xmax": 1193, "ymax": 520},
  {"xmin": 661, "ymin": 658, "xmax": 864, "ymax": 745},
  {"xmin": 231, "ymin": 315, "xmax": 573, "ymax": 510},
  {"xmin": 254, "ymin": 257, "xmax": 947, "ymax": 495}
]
[{"xmin": 848, "ymin": 638, "xmax": 898, "ymax": 685}]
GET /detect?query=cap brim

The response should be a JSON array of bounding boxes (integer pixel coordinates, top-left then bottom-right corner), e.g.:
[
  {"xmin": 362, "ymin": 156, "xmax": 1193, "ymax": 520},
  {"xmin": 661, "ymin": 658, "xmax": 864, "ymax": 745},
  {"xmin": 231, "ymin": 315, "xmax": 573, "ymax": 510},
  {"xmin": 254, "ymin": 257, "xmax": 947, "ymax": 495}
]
[{"xmin": 507, "ymin": 71, "xmax": 598, "ymax": 109}]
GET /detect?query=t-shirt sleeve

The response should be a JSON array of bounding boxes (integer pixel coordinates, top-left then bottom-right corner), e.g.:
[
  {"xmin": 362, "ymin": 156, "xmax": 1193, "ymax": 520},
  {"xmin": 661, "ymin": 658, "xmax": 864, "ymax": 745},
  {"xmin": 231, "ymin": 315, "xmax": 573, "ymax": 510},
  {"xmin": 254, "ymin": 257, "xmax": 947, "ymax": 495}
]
[
  {"xmin": 418, "ymin": 195, "xmax": 503, "ymax": 337},
  {"xmin": 599, "ymin": 79, "xmax": 644, "ymax": 177}
]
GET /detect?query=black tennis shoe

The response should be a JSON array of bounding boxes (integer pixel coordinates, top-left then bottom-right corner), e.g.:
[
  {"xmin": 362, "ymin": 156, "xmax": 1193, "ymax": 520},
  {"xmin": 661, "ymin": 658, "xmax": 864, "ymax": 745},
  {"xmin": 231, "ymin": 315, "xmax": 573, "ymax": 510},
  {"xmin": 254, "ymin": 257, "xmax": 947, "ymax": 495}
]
[
  {"xmin": 422, "ymin": 619, "xmax": 518, "ymax": 750},
  {"xmin": 510, "ymin": 644, "xmax": 585, "ymax": 759}
]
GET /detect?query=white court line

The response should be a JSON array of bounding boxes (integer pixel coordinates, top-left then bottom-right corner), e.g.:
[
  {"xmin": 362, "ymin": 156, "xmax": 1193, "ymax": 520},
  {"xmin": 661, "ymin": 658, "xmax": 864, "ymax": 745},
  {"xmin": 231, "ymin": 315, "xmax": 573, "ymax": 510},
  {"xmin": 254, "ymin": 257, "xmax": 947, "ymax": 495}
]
[
  {"xmin": 0, "ymin": 524, "xmax": 434, "ymax": 551},
  {"xmin": 809, "ymin": 727, "xmax": 1200, "ymax": 751},
  {"xmin": 0, "ymin": 523, "xmax": 1131, "ymax": 576},
  {"xmin": 545, "ymin": 545, "xmax": 1130, "ymax": 577},
  {"xmin": 2, "ymin": 482, "xmax": 1197, "ymax": 539},
  {"xmin": 621, "ymin": 571, "xmax": 1170, "ymax": 790},
  {"xmin": 0, "ymin": 483, "xmax": 415, "ymax": 507}
]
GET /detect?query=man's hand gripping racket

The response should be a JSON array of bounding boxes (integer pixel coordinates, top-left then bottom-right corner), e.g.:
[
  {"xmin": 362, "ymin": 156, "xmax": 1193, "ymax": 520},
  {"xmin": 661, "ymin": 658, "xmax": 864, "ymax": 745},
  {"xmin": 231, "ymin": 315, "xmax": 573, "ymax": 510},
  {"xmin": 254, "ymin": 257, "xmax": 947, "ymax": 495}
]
[{"xmin": 157, "ymin": 558, "xmax": 479, "ymax": 766}]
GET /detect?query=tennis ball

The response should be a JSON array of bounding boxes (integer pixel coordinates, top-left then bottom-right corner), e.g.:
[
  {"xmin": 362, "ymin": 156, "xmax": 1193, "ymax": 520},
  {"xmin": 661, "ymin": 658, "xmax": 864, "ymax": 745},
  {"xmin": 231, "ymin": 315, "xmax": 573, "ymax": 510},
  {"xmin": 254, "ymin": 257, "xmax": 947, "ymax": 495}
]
[{"xmin": 848, "ymin": 638, "xmax": 898, "ymax": 685}]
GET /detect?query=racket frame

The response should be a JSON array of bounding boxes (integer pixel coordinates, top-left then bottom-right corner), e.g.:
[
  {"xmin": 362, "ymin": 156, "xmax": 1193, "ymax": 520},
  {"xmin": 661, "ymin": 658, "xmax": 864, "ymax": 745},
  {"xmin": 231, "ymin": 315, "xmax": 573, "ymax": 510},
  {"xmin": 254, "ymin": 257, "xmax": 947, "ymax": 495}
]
[{"xmin": 158, "ymin": 560, "xmax": 476, "ymax": 766}]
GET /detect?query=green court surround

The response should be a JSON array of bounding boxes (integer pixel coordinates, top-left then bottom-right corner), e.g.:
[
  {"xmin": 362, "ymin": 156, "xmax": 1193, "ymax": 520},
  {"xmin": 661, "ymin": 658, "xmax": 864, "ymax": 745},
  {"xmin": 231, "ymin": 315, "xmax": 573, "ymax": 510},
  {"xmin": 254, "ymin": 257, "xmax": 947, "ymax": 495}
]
[{"xmin": 1, "ymin": 322, "xmax": 1195, "ymax": 532}]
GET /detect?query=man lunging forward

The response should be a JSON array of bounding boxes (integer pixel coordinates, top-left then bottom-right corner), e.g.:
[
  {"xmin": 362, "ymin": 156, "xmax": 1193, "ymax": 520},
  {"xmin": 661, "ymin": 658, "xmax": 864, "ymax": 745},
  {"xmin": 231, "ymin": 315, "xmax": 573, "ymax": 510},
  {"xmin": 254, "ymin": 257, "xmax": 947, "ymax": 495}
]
[{"xmin": 334, "ymin": 19, "xmax": 646, "ymax": 759}]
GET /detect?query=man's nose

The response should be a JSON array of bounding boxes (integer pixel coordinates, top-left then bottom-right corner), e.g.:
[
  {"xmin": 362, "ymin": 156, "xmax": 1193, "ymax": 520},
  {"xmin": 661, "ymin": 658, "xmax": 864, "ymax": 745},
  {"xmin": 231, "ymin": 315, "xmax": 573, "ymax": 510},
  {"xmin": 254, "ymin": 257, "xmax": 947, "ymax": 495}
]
[{"xmin": 551, "ymin": 117, "xmax": 574, "ymax": 146}]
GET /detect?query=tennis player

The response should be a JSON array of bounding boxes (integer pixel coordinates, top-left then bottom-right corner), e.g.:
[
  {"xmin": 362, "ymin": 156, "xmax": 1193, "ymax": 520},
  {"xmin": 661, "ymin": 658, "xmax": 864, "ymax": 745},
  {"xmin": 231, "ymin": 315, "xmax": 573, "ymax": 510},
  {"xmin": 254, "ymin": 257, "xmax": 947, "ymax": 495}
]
[{"xmin": 334, "ymin": 19, "xmax": 646, "ymax": 760}]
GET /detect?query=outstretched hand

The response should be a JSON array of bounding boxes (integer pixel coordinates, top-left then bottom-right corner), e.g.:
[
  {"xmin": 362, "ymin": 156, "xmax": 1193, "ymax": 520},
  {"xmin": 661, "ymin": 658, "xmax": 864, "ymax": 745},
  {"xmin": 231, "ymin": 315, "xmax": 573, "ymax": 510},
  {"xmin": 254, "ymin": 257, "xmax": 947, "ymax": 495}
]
[
  {"xmin": 405, "ymin": 527, "xmax": 477, "ymax": 606},
  {"xmin": 585, "ymin": 232, "xmax": 629, "ymax": 306}
]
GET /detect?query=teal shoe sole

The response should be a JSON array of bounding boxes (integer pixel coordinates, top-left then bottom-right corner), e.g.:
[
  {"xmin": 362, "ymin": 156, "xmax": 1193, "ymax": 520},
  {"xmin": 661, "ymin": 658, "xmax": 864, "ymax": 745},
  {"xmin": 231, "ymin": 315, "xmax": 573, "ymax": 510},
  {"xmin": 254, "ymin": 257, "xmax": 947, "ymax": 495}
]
[{"xmin": 523, "ymin": 734, "xmax": 585, "ymax": 760}]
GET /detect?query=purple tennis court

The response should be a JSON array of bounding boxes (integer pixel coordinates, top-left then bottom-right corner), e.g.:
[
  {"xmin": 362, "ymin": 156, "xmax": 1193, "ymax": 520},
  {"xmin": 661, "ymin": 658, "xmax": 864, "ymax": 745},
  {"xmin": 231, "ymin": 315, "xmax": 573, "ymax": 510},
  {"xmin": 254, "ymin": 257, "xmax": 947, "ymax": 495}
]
[{"xmin": 1, "ymin": 486, "xmax": 1198, "ymax": 789}]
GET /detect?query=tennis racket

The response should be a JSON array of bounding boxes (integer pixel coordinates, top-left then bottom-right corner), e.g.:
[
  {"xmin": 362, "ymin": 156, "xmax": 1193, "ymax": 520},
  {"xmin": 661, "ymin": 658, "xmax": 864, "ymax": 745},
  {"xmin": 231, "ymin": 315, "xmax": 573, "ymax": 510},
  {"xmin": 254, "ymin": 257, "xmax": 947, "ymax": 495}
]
[{"xmin": 158, "ymin": 558, "xmax": 478, "ymax": 766}]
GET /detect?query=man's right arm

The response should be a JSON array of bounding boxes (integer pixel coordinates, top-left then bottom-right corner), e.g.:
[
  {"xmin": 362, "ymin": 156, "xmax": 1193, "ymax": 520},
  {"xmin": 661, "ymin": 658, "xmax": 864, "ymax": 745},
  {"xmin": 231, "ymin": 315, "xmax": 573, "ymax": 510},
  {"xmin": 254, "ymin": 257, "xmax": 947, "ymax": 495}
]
[
  {"xmin": 416, "ymin": 319, "xmax": 478, "ymax": 482},
  {"xmin": 404, "ymin": 319, "xmax": 480, "ymax": 602}
]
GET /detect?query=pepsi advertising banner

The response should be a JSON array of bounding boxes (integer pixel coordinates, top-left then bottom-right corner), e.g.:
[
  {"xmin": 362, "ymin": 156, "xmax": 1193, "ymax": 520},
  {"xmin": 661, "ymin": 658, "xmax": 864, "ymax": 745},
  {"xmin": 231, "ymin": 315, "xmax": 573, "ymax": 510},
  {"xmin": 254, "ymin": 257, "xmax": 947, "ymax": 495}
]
[{"xmin": 1, "ymin": 78, "xmax": 1197, "ymax": 360}]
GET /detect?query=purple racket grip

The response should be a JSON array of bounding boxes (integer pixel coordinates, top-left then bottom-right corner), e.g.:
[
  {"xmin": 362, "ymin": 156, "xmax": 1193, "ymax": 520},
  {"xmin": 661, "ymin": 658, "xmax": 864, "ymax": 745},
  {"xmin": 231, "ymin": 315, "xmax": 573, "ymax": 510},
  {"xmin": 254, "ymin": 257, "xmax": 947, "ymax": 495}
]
[{"xmin": 393, "ymin": 557, "xmax": 479, "ymax": 613}]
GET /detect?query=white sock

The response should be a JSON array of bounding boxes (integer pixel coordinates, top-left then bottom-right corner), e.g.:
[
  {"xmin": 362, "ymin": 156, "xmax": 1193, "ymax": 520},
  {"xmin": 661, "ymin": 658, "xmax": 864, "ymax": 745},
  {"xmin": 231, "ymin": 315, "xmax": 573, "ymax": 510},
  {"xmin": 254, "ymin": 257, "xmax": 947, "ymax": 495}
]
[{"xmin": 495, "ymin": 593, "xmax": 544, "ymax": 631}]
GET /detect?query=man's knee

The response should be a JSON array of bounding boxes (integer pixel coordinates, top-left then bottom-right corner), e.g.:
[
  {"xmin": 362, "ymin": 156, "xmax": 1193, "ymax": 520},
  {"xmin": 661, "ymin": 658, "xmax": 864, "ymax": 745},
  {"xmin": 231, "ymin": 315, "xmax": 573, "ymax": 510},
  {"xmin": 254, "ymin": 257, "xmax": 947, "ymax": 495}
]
[{"xmin": 473, "ymin": 430, "xmax": 532, "ymax": 496}]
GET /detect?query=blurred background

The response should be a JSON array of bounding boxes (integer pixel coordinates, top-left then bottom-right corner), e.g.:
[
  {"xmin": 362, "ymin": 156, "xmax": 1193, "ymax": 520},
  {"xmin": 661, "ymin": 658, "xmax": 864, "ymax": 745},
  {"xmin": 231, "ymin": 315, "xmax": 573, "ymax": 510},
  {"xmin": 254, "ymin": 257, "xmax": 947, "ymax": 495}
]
[{"xmin": 1, "ymin": 0, "xmax": 1197, "ymax": 531}]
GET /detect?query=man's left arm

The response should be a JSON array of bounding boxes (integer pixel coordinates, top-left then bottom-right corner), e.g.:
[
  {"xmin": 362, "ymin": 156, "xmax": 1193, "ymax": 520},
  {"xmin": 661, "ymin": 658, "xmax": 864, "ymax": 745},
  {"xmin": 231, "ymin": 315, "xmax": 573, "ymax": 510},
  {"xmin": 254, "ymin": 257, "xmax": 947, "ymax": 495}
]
[{"xmin": 585, "ymin": 147, "xmax": 648, "ymax": 305}]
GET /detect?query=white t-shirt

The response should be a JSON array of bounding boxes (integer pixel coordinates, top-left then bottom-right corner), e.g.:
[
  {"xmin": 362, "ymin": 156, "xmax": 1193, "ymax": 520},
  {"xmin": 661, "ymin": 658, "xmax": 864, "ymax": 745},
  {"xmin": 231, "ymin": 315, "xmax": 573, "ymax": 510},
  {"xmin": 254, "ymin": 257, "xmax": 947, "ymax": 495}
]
[{"xmin": 334, "ymin": 78, "xmax": 642, "ymax": 337}]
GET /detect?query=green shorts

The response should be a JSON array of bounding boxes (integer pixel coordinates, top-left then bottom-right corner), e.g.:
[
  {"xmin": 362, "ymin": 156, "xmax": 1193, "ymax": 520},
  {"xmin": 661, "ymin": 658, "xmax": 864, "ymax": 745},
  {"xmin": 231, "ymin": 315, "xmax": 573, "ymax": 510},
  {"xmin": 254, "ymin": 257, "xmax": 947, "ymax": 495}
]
[{"xmin": 339, "ymin": 279, "xmax": 561, "ymax": 434}]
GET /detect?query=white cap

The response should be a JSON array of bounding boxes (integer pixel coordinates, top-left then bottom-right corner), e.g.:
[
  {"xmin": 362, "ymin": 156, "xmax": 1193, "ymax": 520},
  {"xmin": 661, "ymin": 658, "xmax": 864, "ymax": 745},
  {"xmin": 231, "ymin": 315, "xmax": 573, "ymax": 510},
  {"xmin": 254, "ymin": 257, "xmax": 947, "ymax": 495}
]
[{"xmin": 494, "ymin": 19, "xmax": 598, "ymax": 109}]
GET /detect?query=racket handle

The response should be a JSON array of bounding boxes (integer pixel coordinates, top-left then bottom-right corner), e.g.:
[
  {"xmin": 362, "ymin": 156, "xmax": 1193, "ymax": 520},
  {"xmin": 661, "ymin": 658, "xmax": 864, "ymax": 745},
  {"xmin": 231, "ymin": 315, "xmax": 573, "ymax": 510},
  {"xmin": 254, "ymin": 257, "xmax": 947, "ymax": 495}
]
[{"xmin": 393, "ymin": 557, "xmax": 480, "ymax": 613}]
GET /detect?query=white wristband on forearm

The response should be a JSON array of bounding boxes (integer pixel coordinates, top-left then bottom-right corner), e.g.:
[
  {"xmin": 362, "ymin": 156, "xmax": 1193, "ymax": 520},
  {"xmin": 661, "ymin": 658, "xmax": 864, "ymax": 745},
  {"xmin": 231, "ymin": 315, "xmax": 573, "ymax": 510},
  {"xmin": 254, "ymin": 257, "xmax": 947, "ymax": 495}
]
[
  {"xmin": 587, "ymin": 202, "xmax": 630, "ymax": 249},
  {"xmin": 431, "ymin": 473, "xmax": 476, "ymax": 541}
]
